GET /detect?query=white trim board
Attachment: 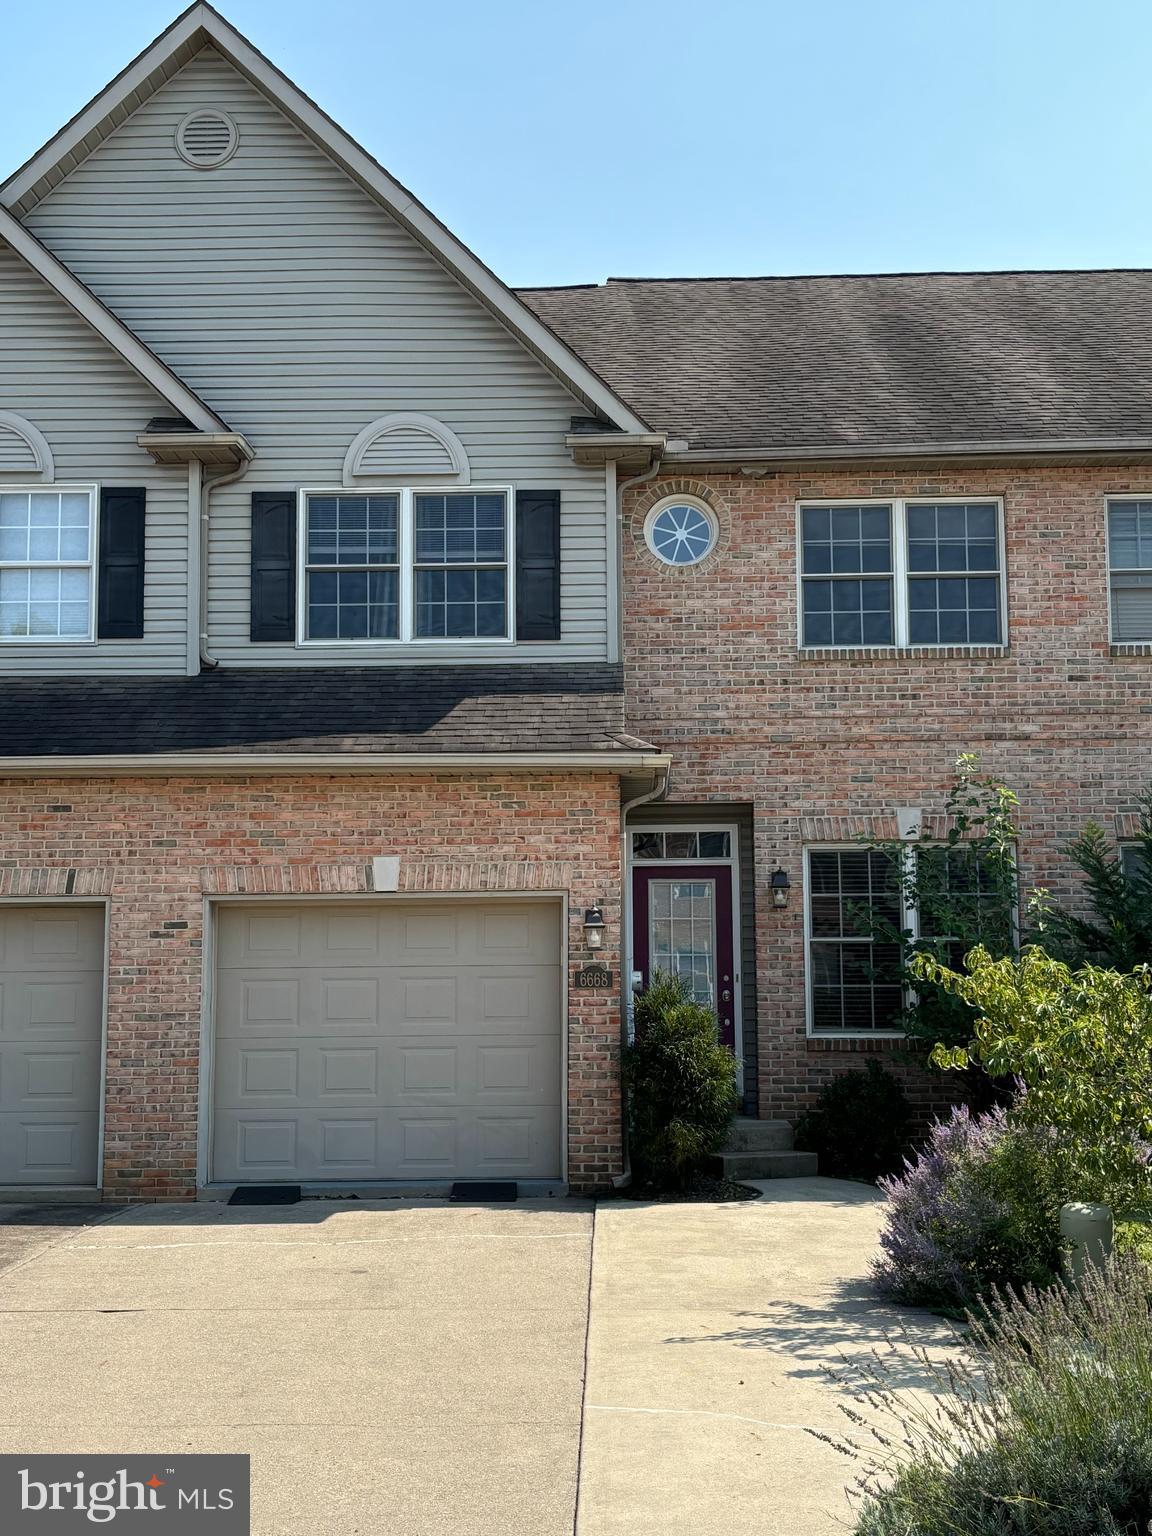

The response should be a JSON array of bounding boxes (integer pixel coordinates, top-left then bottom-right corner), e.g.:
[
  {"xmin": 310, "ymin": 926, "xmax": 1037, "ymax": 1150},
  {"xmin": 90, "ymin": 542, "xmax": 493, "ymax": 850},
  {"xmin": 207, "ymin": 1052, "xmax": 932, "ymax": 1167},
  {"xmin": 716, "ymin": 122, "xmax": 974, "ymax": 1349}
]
[
  {"xmin": 0, "ymin": 750, "xmax": 672, "ymax": 777},
  {"xmin": 0, "ymin": 206, "xmax": 227, "ymax": 435},
  {"xmin": 0, "ymin": 3, "xmax": 650, "ymax": 438}
]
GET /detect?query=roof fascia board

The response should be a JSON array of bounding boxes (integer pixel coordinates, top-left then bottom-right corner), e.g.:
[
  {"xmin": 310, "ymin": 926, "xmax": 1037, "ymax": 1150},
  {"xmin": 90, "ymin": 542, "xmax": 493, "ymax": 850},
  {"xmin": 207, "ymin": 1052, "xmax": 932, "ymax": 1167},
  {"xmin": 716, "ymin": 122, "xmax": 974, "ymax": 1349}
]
[
  {"xmin": 0, "ymin": 206, "xmax": 227, "ymax": 433},
  {"xmin": 0, "ymin": 750, "xmax": 673, "ymax": 777},
  {"xmin": 1, "ymin": 3, "xmax": 651, "ymax": 437},
  {"xmin": 664, "ymin": 437, "xmax": 1152, "ymax": 468}
]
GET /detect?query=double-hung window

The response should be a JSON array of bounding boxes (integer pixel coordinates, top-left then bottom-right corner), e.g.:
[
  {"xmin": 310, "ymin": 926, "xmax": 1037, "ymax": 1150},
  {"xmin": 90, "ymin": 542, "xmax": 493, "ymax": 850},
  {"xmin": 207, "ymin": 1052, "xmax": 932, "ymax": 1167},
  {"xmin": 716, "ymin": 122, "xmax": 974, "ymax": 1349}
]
[
  {"xmin": 799, "ymin": 499, "xmax": 1004, "ymax": 648},
  {"xmin": 300, "ymin": 488, "xmax": 510, "ymax": 643},
  {"xmin": 1107, "ymin": 499, "xmax": 1152, "ymax": 642},
  {"xmin": 414, "ymin": 492, "xmax": 507, "ymax": 638},
  {"xmin": 806, "ymin": 844, "xmax": 1011, "ymax": 1036},
  {"xmin": 304, "ymin": 493, "xmax": 400, "ymax": 640},
  {"xmin": 0, "ymin": 487, "xmax": 96, "ymax": 641},
  {"xmin": 806, "ymin": 850, "xmax": 904, "ymax": 1033}
]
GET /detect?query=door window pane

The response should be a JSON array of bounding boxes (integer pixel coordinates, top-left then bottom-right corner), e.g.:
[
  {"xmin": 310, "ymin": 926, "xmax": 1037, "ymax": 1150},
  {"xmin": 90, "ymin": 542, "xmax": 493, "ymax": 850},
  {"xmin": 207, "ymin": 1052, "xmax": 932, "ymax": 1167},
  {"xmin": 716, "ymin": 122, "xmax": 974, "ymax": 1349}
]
[{"xmin": 649, "ymin": 879, "xmax": 716, "ymax": 1007}]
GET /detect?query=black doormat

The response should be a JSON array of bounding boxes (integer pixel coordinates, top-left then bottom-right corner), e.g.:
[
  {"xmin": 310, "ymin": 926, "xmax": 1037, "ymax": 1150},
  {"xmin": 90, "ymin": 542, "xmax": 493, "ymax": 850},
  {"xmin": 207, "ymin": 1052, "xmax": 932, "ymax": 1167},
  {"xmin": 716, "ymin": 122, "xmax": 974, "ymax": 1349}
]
[
  {"xmin": 449, "ymin": 1181, "xmax": 517, "ymax": 1203},
  {"xmin": 228, "ymin": 1185, "xmax": 301, "ymax": 1206}
]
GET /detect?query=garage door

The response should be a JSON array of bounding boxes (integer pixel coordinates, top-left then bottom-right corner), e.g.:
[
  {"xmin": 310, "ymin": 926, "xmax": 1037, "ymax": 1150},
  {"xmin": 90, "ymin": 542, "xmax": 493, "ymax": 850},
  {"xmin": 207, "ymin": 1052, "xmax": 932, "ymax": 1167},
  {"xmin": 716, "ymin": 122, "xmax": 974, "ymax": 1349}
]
[
  {"xmin": 0, "ymin": 906, "xmax": 103, "ymax": 1186},
  {"xmin": 212, "ymin": 901, "xmax": 562, "ymax": 1184}
]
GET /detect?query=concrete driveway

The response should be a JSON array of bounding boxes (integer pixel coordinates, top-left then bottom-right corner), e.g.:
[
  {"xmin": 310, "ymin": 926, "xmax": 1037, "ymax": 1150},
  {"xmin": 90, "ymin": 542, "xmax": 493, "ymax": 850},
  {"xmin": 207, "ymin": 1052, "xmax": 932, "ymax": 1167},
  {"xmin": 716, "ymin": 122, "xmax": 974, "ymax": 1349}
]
[
  {"xmin": 0, "ymin": 1182, "xmax": 955, "ymax": 1534},
  {"xmin": 0, "ymin": 1199, "xmax": 594, "ymax": 1535}
]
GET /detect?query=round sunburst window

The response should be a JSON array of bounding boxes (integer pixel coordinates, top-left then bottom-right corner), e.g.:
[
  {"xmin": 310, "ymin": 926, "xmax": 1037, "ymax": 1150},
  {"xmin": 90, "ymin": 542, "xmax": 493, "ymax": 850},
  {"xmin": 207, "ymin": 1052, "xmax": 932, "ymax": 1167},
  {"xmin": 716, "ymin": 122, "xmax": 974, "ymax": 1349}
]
[{"xmin": 643, "ymin": 497, "xmax": 718, "ymax": 566}]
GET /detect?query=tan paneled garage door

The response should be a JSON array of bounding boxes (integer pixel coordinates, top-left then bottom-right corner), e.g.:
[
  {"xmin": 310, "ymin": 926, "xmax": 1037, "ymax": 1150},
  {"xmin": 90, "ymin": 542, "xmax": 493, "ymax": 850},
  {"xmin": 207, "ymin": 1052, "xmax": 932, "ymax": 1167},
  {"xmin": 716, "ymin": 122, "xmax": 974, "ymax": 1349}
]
[
  {"xmin": 212, "ymin": 901, "xmax": 563, "ymax": 1184},
  {"xmin": 0, "ymin": 906, "xmax": 103, "ymax": 1186}
]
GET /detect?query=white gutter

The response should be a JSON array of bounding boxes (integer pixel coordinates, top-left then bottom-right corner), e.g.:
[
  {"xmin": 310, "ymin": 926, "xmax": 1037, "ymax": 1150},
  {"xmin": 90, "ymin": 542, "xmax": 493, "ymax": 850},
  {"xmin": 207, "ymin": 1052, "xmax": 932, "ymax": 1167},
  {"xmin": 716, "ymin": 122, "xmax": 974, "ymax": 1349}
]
[
  {"xmin": 662, "ymin": 436, "xmax": 1152, "ymax": 465},
  {"xmin": 0, "ymin": 750, "xmax": 673, "ymax": 778}
]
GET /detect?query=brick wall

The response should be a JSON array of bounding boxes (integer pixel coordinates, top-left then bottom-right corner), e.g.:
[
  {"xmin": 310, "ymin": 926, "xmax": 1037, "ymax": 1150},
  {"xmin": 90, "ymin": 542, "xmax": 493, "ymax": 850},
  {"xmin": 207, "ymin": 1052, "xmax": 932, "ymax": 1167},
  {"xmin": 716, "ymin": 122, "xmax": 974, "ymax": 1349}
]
[
  {"xmin": 0, "ymin": 772, "xmax": 622, "ymax": 1198},
  {"xmin": 623, "ymin": 466, "xmax": 1152, "ymax": 1123}
]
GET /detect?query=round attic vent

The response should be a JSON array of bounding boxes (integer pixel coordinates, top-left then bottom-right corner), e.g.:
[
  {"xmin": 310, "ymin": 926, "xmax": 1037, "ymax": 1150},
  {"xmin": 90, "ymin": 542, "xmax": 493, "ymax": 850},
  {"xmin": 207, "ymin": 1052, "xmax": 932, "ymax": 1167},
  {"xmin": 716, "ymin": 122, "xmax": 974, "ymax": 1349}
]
[{"xmin": 175, "ymin": 109, "xmax": 239, "ymax": 169}]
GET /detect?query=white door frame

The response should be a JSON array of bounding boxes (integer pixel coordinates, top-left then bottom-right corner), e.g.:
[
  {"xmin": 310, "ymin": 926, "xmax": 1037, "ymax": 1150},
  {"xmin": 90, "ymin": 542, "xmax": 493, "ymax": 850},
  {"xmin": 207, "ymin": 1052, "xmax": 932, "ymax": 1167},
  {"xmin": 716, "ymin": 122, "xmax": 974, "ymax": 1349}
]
[
  {"xmin": 198, "ymin": 891, "xmax": 570, "ymax": 1189},
  {"xmin": 624, "ymin": 824, "xmax": 744, "ymax": 1088}
]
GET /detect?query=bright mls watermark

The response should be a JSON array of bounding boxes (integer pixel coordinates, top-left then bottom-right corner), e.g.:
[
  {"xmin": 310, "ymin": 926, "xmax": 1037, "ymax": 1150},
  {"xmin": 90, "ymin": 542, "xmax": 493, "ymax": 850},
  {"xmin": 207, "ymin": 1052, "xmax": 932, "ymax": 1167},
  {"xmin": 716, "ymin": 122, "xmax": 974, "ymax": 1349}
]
[{"xmin": 0, "ymin": 1456, "xmax": 249, "ymax": 1531}]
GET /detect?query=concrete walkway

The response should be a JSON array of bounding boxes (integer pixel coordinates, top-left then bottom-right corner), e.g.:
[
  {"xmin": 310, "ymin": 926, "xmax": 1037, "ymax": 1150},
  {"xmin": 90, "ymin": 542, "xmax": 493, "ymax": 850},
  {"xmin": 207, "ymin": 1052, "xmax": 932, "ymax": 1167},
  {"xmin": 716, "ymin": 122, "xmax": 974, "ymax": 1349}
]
[
  {"xmin": 0, "ymin": 1181, "xmax": 956, "ymax": 1534},
  {"xmin": 576, "ymin": 1177, "xmax": 956, "ymax": 1535}
]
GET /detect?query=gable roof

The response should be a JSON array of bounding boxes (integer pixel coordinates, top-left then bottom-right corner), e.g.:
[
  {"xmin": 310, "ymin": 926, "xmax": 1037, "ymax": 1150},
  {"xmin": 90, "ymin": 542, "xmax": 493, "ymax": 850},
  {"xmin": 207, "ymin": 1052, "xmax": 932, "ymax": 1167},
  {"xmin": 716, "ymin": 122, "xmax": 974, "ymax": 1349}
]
[
  {"xmin": 1, "ymin": 3, "xmax": 651, "ymax": 437},
  {"xmin": 0, "ymin": 204, "xmax": 229, "ymax": 433},
  {"xmin": 520, "ymin": 271, "xmax": 1152, "ymax": 461}
]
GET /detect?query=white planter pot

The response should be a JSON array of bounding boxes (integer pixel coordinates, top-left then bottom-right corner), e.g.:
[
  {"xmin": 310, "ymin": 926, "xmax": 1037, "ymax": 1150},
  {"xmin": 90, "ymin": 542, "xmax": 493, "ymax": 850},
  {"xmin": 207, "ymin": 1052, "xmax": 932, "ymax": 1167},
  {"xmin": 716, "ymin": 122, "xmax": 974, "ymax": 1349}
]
[{"xmin": 1060, "ymin": 1202, "xmax": 1114, "ymax": 1283}]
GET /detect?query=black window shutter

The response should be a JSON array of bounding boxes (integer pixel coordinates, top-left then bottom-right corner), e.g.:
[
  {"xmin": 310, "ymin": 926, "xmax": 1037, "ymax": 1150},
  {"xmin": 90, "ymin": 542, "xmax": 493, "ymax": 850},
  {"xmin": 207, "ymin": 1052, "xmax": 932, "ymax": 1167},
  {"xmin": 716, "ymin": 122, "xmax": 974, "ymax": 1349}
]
[
  {"xmin": 97, "ymin": 487, "xmax": 146, "ymax": 640},
  {"xmin": 515, "ymin": 489, "xmax": 561, "ymax": 642},
  {"xmin": 250, "ymin": 491, "xmax": 297, "ymax": 642}
]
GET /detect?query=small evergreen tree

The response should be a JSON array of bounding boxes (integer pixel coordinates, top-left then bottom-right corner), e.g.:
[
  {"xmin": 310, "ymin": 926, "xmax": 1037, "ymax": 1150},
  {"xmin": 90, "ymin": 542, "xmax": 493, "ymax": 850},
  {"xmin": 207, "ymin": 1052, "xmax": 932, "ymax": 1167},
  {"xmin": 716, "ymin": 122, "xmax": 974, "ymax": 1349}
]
[
  {"xmin": 623, "ymin": 973, "xmax": 738, "ymax": 1189},
  {"xmin": 1032, "ymin": 790, "xmax": 1152, "ymax": 970}
]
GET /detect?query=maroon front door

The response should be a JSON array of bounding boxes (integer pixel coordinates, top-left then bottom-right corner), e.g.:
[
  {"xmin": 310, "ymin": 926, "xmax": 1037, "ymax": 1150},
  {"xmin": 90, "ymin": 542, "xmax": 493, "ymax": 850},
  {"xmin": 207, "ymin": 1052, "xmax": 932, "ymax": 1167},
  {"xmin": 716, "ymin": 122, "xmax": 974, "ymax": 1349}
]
[{"xmin": 631, "ymin": 864, "xmax": 736, "ymax": 1049}]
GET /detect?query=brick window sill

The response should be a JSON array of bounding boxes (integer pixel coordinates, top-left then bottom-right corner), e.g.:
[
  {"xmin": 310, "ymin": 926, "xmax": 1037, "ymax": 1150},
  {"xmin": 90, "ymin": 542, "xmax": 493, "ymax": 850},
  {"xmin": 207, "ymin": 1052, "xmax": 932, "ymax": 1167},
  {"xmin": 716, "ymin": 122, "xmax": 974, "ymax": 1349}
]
[
  {"xmin": 798, "ymin": 645, "xmax": 1009, "ymax": 662},
  {"xmin": 1110, "ymin": 643, "xmax": 1152, "ymax": 657},
  {"xmin": 806, "ymin": 1035, "xmax": 918, "ymax": 1054}
]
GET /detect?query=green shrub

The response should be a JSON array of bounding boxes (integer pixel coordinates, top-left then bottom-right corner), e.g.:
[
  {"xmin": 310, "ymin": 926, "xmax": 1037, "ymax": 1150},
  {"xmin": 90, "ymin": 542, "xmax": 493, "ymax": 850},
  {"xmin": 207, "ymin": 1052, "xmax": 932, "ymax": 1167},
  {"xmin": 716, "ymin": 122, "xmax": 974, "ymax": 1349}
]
[
  {"xmin": 924, "ymin": 947, "xmax": 1152, "ymax": 1213},
  {"xmin": 872, "ymin": 1106, "xmax": 1063, "ymax": 1311},
  {"xmin": 1033, "ymin": 791, "xmax": 1152, "ymax": 970},
  {"xmin": 793, "ymin": 1061, "xmax": 913, "ymax": 1182},
  {"xmin": 819, "ymin": 1254, "xmax": 1152, "ymax": 1535},
  {"xmin": 623, "ymin": 973, "xmax": 738, "ymax": 1189}
]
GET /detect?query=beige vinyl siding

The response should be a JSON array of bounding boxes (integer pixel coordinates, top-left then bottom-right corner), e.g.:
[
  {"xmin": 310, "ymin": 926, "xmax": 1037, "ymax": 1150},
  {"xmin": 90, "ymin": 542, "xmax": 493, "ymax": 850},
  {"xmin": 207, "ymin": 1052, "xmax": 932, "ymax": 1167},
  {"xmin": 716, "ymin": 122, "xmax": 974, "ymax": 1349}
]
[
  {"xmin": 24, "ymin": 47, "xmax": 611, "ymax": 668},
  {"xmin": 0, "ymin": 424, "xmax": 40, "ymax": 474},
  {"xmin": 0, "ymin": 243, "xmax": 188, "ymax": 675}
]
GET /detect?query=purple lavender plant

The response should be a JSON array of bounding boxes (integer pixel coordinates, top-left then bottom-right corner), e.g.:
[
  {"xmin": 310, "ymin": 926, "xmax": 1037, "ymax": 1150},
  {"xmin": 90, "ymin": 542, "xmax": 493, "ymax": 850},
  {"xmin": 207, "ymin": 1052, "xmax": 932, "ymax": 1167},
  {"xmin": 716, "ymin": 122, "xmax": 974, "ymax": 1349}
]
[{"xmin": 871, "ymin": 1105, "xmax": 1062, "ymax": 1309}]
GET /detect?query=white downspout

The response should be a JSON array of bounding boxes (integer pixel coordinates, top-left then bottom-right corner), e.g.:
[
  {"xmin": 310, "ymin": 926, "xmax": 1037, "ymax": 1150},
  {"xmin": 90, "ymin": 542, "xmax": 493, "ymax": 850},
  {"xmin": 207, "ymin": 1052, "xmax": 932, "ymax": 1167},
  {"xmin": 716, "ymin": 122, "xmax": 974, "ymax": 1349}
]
[
  {"xmin": 198, "ymin": 458, "xmax": 254, "ymax": 670},
  {"xmin": 610, "ymin": 452, "xmax": 667, "ymax": 1190},
  {"xmin": 185, "ymin": 460, "xmax": 203, "ymax": 676}
]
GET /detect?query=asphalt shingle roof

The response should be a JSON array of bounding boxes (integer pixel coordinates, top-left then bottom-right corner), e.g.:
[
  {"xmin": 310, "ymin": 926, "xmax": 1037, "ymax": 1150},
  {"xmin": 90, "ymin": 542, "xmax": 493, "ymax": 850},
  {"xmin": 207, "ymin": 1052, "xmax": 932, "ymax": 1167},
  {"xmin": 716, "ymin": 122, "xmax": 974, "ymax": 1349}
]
[
  {"xmin": 519, "ymin": 271, "xmax": 1152, "ymax": 453},
  {"xmin": 0, "ymin": 667, "xmax": 646, "ymax": 758}
]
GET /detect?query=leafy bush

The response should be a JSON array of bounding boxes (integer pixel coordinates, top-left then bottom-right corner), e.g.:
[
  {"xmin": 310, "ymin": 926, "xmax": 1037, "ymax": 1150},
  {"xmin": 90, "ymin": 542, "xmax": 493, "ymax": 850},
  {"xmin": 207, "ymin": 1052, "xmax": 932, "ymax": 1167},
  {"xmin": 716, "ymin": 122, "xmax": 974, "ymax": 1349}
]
[
  {"xmin": 822, "ymin": 1253, "xmax": 1152, "ymax": 1535},
  {"xmin": 924, "ymin": 947, "xmax": 1152, "ymax": 1213},
  {"xmin": 1033, "ymin": 791, "xmax": 1152, "ymax": 970},
  {"xmin": 623, "ymin": 973, "xmax": 738, "ymax": 1189},
  {"xmin": 793, "ymin": 1061, "xmax": 913, "ymax": 1182},
  {"xmin": 872, "ymin": 1105, "xmax": 1063, "ymax": 1310},
  {"xmin": 861, "ymin": 754, "xmax": 1021, "ymax": 1051}
]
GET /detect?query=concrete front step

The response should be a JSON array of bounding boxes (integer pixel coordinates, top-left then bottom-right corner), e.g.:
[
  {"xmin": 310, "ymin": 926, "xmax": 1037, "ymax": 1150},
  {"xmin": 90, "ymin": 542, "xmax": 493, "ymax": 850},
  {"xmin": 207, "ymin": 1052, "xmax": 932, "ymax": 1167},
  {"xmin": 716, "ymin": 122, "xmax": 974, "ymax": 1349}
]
[
  {"xmin": 723, "ymin": 1118, "xmax": 796, "ymax": 1153},
  {"xmin": 713, "ymin": 1149, "xmax": 820, "ymax": 1180}
]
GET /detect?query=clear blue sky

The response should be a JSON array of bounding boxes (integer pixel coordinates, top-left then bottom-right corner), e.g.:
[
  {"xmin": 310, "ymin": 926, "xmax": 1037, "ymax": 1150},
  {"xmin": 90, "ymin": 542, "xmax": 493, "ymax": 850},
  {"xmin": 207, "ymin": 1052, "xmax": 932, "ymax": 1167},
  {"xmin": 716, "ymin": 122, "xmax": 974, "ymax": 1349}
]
[{"xmin": 2, "ymin": 0, "xmax": 1150, "ymax": 287}]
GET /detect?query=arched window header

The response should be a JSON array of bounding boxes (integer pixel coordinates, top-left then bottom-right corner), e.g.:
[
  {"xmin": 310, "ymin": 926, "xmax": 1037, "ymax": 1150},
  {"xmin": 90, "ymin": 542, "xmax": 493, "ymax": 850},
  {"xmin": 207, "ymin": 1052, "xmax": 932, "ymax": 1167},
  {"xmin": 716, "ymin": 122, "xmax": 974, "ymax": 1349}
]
[
  {"xmin": 343, "ymin": 413, "xmax": 470, "ymax": 486},
  {"xmin": 0, "ymin": 412, "xmax": 54, "ymax": 482}
]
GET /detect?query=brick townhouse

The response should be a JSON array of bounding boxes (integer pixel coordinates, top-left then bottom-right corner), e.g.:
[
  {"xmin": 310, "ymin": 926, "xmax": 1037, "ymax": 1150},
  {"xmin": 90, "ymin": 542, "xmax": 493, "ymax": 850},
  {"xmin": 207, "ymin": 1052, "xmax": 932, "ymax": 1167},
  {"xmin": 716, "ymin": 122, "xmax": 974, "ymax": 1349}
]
[{"xmin": 0, "ymin": 4, "xmax": 1147, "ymax": 1199}]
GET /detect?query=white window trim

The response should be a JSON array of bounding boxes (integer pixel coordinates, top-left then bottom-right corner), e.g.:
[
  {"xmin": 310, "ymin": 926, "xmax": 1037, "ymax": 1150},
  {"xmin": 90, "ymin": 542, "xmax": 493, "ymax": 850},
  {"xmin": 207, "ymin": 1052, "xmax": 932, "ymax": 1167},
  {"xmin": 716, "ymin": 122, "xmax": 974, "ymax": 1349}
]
[
  {"xmin": 1105, "ymin": 495, "xmax": 1152, "ymax": 644},
  {"xmin": 803, "ymin": 840, "xmax": 1019, "ymax": 1039},
  {"xmin": 0, "ymin": 482, "xmax": 99, "ymax": 645},
  {"xmin": 803, "ymin": 844, "xmax": 908, "ymax": 1040},
  {"xmin": 795, "ymin": 495, "xmax": 1008, "ymax": 651},
  {"xmin": 642, "ymin": 494, "xmax": 719, "ymax": 567},
  {"xmin": 296, "ymin": 485, "xmax": 515, "ymax": 646}
]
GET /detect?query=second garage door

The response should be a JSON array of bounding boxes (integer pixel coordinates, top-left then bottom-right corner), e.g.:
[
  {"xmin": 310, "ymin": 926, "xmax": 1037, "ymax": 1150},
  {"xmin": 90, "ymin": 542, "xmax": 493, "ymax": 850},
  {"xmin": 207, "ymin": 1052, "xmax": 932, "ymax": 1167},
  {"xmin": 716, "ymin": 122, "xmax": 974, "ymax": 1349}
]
[{"xmin": 212, "ymin": 900, "xmax": 562, "ymax": 1184}]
